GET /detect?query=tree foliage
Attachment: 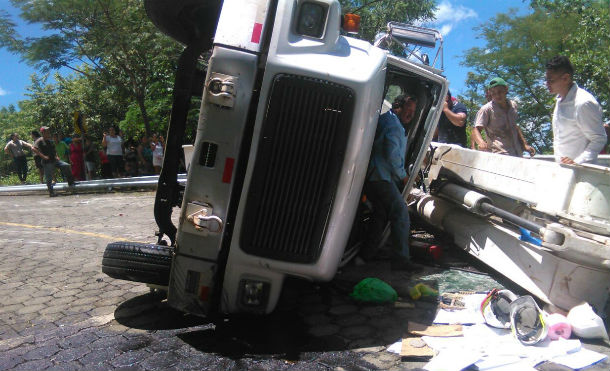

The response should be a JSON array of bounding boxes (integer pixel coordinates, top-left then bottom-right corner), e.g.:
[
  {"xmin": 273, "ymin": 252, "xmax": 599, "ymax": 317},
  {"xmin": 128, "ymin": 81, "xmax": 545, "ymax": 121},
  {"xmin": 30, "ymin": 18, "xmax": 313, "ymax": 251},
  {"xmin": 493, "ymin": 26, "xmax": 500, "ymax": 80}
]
[
  {"xmin": 461, "ymin": 0, "xmax": 609, "ymax": 153},
  {"xmin": 1, "ymin": 0, "xmax": 184, "ymax": 136},
  {"xmin": 339, "ymin": 0, "xmax": 437, "ymax": 43}
]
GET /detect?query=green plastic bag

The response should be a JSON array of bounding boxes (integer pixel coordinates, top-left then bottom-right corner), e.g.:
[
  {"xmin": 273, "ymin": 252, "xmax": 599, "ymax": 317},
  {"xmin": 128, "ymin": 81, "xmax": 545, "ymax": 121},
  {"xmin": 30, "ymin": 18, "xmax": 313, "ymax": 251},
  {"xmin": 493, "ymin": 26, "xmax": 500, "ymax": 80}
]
[{"xmin": 350, "ymin": 277, "xmax": 398, "ymax": 303}]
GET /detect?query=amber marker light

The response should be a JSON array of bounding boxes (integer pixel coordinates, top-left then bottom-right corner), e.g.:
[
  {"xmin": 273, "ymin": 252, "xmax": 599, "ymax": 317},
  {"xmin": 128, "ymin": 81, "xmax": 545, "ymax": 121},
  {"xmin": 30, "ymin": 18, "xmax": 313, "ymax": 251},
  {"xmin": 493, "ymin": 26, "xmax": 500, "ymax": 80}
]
[{"xmin": 343, "ymin": 13, "xmax": 360, "ymax": 33}]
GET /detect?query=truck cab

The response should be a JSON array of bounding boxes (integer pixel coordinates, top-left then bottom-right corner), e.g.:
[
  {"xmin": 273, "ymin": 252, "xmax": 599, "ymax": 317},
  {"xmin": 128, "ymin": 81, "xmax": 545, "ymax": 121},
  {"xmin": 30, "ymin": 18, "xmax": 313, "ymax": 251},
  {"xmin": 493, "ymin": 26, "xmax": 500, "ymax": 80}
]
[{"xmin": 103, "ymin": 0, "xmax": 448, "ymax": 318}]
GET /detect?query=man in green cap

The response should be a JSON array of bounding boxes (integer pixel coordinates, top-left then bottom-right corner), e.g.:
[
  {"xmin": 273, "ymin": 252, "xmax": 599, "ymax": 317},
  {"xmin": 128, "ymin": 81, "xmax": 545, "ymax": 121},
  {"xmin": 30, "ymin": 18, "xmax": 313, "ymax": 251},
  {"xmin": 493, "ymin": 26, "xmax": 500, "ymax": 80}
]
[{"xmin": 473, "ymin": 77, "xmax": 535, "ymax": 157}]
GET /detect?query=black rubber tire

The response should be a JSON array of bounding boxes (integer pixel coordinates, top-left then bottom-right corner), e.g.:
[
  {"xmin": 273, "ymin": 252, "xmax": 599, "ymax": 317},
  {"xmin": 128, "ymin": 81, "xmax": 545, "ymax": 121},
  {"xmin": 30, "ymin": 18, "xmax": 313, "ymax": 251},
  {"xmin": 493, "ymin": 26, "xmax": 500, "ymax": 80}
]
[{"xmin": 102, "ymin": 242, "xmax": 173, "ymax": 286}]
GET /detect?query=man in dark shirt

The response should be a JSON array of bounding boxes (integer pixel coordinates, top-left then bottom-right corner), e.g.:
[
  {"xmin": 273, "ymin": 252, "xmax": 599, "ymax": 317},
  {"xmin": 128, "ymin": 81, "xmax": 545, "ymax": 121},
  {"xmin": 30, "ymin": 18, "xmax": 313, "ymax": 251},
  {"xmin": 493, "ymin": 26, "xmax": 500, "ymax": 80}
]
[
  {"xmin": 32, "ymin": 126, "xmax": 75, "ymax": 197},
  {"xmin": 436, "ymin": 91, "xmax": 468, "ymax": 147}
]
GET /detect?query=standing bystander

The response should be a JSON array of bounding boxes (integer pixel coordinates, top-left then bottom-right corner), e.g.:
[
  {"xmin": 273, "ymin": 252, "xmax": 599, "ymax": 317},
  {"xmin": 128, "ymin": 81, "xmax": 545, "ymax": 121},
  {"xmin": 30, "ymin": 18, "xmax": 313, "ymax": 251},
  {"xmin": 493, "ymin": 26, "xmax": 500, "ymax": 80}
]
[
  {"xmin": 30, "ymin": 130, "xmax": 45, "ymax": 183},
  {"xmin": 4, "ymin": 133, "xmax": 33, "ymax": 184},
  {"xmin": 102, "ymin": 127, "xmax": 124, "ymax": 177},
  {"xmin": 84, "ymin": 137, "xmax": 99, "ymax": 180},
  {"xmin": 151, "ymin": 133, "xmax": 165, "ymax": 174},
  {"xmin": 53, "ymin": 133, "xmax": 70, "ymax": 163},
  {"xmin": 69, "ymin": 135, "xmax": 85, "ymax": 181},
  {"xmin": 436, "ymin": 91, "xmax": 468, "ymax": 147},
  {"xmin": 473, "ymin": 77, "xmax": 535, "ymax": 157},
  {"xmin": 32, "ymin": 127, "xmax": 75, "ymax": 197},
  {"xmin": 545, "ymin": 55, "xmax": 607, "ymax": 164}
]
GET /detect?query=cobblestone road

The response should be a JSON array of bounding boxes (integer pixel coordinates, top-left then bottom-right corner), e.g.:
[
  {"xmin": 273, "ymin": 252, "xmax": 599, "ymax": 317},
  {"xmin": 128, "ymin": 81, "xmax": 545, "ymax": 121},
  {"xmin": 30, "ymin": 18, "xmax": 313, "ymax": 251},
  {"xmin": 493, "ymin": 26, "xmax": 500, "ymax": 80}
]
[{"xmin": 1, "ymin": 191, "xmax": 609, "ymax": 370}]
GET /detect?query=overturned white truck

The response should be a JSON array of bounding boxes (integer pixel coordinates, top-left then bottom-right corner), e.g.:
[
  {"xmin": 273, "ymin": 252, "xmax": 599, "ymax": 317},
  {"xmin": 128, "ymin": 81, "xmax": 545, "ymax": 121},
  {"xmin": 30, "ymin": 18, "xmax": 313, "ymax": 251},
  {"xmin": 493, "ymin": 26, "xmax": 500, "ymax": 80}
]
[{"xmin": 102, "ymin": 0, "xmax": 448, "ymax": 317}]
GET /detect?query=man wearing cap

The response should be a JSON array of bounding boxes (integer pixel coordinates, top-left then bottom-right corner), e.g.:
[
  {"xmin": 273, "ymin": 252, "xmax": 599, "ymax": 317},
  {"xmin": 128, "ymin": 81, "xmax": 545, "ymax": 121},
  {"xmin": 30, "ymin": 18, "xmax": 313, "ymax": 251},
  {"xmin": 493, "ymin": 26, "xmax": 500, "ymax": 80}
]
[
  {"xmin": 545, "ymin": 55, "xmax": 606, "ymax": 164},
  {"xmin": 32, "ymin": 126, "xmax": 75, "ymax": 197},
  {"xmin": 473, "ymin": 77, "xmax": 535, "ymax": 157},
  {"xmin": 436, "ymin": 91, "xmax": 468, "ymax": 147}
]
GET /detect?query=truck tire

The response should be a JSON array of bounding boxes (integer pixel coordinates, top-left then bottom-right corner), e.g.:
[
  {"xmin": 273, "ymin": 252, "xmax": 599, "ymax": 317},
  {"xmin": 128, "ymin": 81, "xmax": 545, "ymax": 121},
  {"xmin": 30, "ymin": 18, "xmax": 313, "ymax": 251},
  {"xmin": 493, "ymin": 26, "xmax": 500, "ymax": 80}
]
[{"xmin": 102, "ymin": 242, "xmax": 173, "ymax": 286}]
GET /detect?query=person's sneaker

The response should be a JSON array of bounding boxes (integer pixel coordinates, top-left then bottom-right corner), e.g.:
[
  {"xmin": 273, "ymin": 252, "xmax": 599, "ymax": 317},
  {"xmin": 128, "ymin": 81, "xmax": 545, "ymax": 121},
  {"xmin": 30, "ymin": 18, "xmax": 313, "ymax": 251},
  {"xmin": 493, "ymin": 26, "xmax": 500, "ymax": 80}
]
[{"xmin": 390, "ymin": 258, "xmax": 424, "ymax": 272}]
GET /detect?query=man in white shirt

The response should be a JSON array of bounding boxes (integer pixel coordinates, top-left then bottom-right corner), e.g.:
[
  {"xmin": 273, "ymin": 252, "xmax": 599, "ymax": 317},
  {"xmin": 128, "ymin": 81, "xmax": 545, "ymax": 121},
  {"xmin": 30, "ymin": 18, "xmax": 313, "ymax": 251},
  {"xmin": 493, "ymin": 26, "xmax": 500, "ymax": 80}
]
[{"xmin": 545, "ymin": 55, "xmax": 606, "ymax": 164}]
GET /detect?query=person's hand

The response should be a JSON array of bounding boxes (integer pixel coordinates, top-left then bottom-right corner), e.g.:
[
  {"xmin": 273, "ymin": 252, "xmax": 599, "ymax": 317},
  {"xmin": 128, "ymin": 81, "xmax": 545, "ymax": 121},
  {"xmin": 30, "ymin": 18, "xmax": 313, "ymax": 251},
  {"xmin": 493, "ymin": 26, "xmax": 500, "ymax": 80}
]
[
  {"xmin": 560, "ymin": 156, "xmax": 576, "ymax": 164},
  {"xmin": 478, "ymin": 142, "xmax": 489, "ymax": 151},
  {"xmin": 525, "ymin": 145, "xmax": 536, "ymax": 157},
  {"xmin": 442, "ymin": 100, "xmax": 449, "ymax": 112},
  {"xmin": 402, "ymin": 176, "xmax": 409, "ymax": 185}
]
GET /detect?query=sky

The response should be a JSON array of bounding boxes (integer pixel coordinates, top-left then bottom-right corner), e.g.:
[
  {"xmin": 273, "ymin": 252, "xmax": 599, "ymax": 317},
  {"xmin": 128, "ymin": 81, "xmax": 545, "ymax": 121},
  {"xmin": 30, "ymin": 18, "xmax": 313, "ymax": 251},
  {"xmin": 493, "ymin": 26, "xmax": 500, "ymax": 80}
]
[{"xmin": 0, "ymin": 0, "xmax": 531, "ymax": 109}]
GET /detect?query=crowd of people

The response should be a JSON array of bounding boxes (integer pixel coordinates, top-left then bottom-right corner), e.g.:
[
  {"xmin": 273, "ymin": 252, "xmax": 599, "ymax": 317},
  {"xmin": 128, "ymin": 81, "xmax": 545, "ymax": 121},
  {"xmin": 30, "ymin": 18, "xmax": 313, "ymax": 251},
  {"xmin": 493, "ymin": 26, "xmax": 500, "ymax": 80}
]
[
  {"xmin": 359, "ymin": 55, "xmax": 608, "ymax": 272},
  {"xmin": 4, "ymin": 125, "xmax": 165, "ymax": 196},
  {"xmin": 436, "ymin": 56, "xmax": 609, "ymax": 164}
]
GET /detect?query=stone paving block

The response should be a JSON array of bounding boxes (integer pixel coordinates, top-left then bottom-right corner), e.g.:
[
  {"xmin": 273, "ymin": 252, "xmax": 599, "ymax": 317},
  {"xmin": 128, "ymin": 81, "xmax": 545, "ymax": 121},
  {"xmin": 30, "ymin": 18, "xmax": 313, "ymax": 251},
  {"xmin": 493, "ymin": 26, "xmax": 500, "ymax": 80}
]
[
  {"xmin": 0, "ymin": 355, "xmax": 23, "ymax": 371},
  {"xmin": 89, "ymin": 304, "xmax": 121, "ymax": 317},
  {"xmin": 335, "ymin": 313, "xmax": 367, "ymax": 327},
  {"xmin": 47, "ymin": 361, "xmax": 83, "ymax": 371},
  {"xmin": 139, "ymin": 350, "xmax": 182, "ymax": 370},
  {"xmin": 52, "ymin": 288, "xmax": 82, "ymax": 299},
  {"xmin": 308, "ymin": 324, "xmax": 340, "ymax": 337},
  {"xmin": 22, "ymin": 343, "xmax": 61, "ymax": 361},
  {"xmin": 50, "ymin": 345, "xmax": 91, "ymax": 363},
  {"xmin": 303, "ymin": 313, "xmax": 332, "ymax": 326},
  {"xmin": 78, "ymin": 346, "xmax": 122, "ymax": 366},
  {"xmin": 60, "ymin": 329, "xmax": 101, "ymax": 349},
  {"xmin": 0, "ymin": 303, "xmax": 24, "ymax": 315},
  {"xmin": 328, "ymin": 304, "xmax": 358, "ymax": 316},
  {"xmin": 17, "ymin": 358, "xmax": 54, "ymax": 369},
  {"xmin": 19, "ymin": 321, "xmax": 59, "ymax": 337},
  {"xmin": 339, "ymin": 324, "xmax": 376, "ymax": 339},
  {"xmin": 110, "ymin": 349, "xmax": 150, "ymax": 368}
]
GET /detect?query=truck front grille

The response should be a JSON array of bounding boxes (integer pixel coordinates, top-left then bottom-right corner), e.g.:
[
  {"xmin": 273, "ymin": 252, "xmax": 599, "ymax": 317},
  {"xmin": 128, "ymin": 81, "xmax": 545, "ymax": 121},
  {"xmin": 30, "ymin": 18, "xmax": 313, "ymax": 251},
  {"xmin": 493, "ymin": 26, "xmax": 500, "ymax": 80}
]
[{"xmin": 240, "ymin": 74, "xmax": 355, "ymax": 263}]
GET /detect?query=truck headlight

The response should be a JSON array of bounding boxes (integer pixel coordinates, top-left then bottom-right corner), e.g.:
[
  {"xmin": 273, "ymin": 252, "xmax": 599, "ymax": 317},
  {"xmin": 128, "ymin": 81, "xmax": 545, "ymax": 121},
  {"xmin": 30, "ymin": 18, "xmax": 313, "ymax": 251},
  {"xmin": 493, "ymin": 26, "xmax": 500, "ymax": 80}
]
[
  {"xmin": 239, "ymin": 279, "xmax": 270, "ymax": 310},
  {"xmin": 296, "ymin": 1, "xmax": 328, "ymax": 38}
]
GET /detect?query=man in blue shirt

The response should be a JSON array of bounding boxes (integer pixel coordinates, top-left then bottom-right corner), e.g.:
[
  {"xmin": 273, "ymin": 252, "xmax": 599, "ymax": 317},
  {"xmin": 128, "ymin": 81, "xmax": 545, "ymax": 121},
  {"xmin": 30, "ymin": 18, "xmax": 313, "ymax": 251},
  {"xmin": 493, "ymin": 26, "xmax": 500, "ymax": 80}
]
[
  {"xmin": 361, "ymin": 94, "xmax": 422, "ymax": 271},
  {"xmin": 437, "ymin": 91, "xmax": 468, "ymax": 147}
]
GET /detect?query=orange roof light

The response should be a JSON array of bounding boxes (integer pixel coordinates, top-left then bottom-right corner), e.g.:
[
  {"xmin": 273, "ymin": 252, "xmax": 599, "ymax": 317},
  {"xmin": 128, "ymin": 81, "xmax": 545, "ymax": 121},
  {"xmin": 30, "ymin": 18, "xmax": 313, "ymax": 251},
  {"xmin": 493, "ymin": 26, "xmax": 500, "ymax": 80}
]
[{"xmin": 343, "ymin": 13, "xmax": 360, "ymax": 33}]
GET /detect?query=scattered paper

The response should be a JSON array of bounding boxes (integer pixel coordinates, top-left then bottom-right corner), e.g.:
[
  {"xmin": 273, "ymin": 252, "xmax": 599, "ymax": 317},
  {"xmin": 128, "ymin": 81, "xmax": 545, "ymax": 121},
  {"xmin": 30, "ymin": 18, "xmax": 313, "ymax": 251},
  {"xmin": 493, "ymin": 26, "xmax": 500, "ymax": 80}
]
[
  {"xmin": 408, "ymin": 322, "xmax": 463, "ymax": 337},
  {"xmin": 433, "ymin": 294, "xmax": 487, "ymax": 325},
  {"xmin": 551, "ymin": 347, "xmax": 607, "ymax": 369},
  {"xmin": 423, "ymin": 349, "xmax": 480, "ymax": 371},
  {"xmin": 386, "ymin": 339, "xmax": 402, "ymax": 354},
  {"xmin": 401, "ymin": 336, "xmax": 435, "ymax": 358}
]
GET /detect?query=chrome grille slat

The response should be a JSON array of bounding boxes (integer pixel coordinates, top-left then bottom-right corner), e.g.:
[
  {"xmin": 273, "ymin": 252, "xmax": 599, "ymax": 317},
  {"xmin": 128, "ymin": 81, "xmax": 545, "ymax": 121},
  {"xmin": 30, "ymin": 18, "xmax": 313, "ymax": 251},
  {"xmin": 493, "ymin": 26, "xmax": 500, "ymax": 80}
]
[{"xmin": 241, "ymin": 74, "xmax": 355, "ymax": 263}]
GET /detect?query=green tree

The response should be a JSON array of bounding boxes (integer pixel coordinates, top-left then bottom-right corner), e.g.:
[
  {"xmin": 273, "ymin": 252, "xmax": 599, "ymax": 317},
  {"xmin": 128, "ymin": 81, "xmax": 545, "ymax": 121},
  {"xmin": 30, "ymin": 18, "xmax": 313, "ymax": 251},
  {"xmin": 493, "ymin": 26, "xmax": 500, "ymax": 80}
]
[
  {"xmin": 461, "ymin": 0, "xmax": 609, "ymax": 153},
  {"xmin": 339, "ymin": 0, "xmax": 437, "ymax": 43},
  {"xmin": 0, "ymin": 0, "xmax": 183, "ymax": 137}
]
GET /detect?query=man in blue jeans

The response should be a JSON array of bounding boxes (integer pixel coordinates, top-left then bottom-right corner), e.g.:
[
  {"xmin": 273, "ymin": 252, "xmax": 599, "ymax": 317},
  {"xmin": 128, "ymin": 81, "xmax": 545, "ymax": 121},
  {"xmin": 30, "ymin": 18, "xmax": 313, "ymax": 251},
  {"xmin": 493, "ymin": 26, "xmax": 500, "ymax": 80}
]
[
  {"xmin": 32, "ymin": 126, "xmax": 75, "ymax": 197},
  {"xmin": 361, "ymin": 94, "xmax": 422, "ymax": 271}
]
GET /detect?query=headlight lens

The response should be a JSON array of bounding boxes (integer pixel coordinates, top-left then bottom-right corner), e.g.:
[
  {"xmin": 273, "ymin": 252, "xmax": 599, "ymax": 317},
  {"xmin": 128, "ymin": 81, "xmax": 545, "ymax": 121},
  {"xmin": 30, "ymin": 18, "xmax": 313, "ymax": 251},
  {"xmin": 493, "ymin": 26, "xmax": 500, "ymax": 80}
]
[
  {"xmin": 239, "ymin": 279, "xmax": 270, "ymax": 309},
  {"xmin": 296, "ymin": 2, "xmax": 327, "ymax": 38}
]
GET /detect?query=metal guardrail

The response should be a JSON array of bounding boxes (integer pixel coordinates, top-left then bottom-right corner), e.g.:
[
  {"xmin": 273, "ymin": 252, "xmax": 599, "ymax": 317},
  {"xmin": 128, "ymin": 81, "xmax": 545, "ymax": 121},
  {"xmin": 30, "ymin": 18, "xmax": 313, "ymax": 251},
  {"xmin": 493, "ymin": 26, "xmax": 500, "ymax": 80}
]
[{"xmin": 0, "ymin": 174, "xmax": 187, "ymax": 196}]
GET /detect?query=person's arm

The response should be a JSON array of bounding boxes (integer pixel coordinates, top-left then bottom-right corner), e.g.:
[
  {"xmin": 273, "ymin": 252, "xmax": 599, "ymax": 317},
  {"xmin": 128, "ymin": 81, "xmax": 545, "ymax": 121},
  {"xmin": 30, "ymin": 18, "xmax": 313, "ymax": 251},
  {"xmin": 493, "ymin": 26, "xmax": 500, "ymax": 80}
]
[
  {"xmin": 516, "ymin": 126, "xmax": 536, "ymax": 157},
  {"xmin": 443, "ymin": 102, "xmax": 466, "ymax": 127},
  {"xmin": 3, "ymin": 142, "xmax": 11, "ymax": 156},
  {"xmin": 21, "ymin": 140, "xmax": 33, "ymax": 151},
  {"xmin": 472, "ymin": 127, "xmax": 488, "ymax": 151},
  {"xmin": 572, "ymin": 101, "xmax": 606, "ymax": 164},
  {"xmin": 101, "ymin": 133, "xmax": 108, "ymax": 148},
  {"xmin": 31, "ymin": 144, "xmax": 49, "ymax": 161},
  {"xmin": 473, "ymin": 107, "xmax": 489, "ymax": 151},
  {"xmin": 383, "ymin": 124, "xmax": 407, "ymax": 182}
]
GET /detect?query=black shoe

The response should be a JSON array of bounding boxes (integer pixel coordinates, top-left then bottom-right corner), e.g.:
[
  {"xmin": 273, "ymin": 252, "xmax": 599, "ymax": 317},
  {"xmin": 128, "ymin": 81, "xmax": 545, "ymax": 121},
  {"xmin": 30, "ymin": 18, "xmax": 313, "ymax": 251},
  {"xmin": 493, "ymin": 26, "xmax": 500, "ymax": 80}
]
[
  {"xmin": 49, "ymin": 192, "xmax": 57, "ymax": 197},
  {"xmin": 391, "ymin": 259, "xmax": 424, "ymax": 272}
]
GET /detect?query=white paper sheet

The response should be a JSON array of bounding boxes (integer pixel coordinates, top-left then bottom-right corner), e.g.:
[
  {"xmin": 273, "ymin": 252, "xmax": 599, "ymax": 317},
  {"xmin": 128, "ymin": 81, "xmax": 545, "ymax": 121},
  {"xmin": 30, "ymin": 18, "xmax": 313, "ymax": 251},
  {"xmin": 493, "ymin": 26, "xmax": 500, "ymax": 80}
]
[
  {"xmin": 551, "ymin": 347, "xmax": 607, "ymax": 369},
  {"xmin": 434, "ymin": 294, "xmax": 487, "ymax": 325}
]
